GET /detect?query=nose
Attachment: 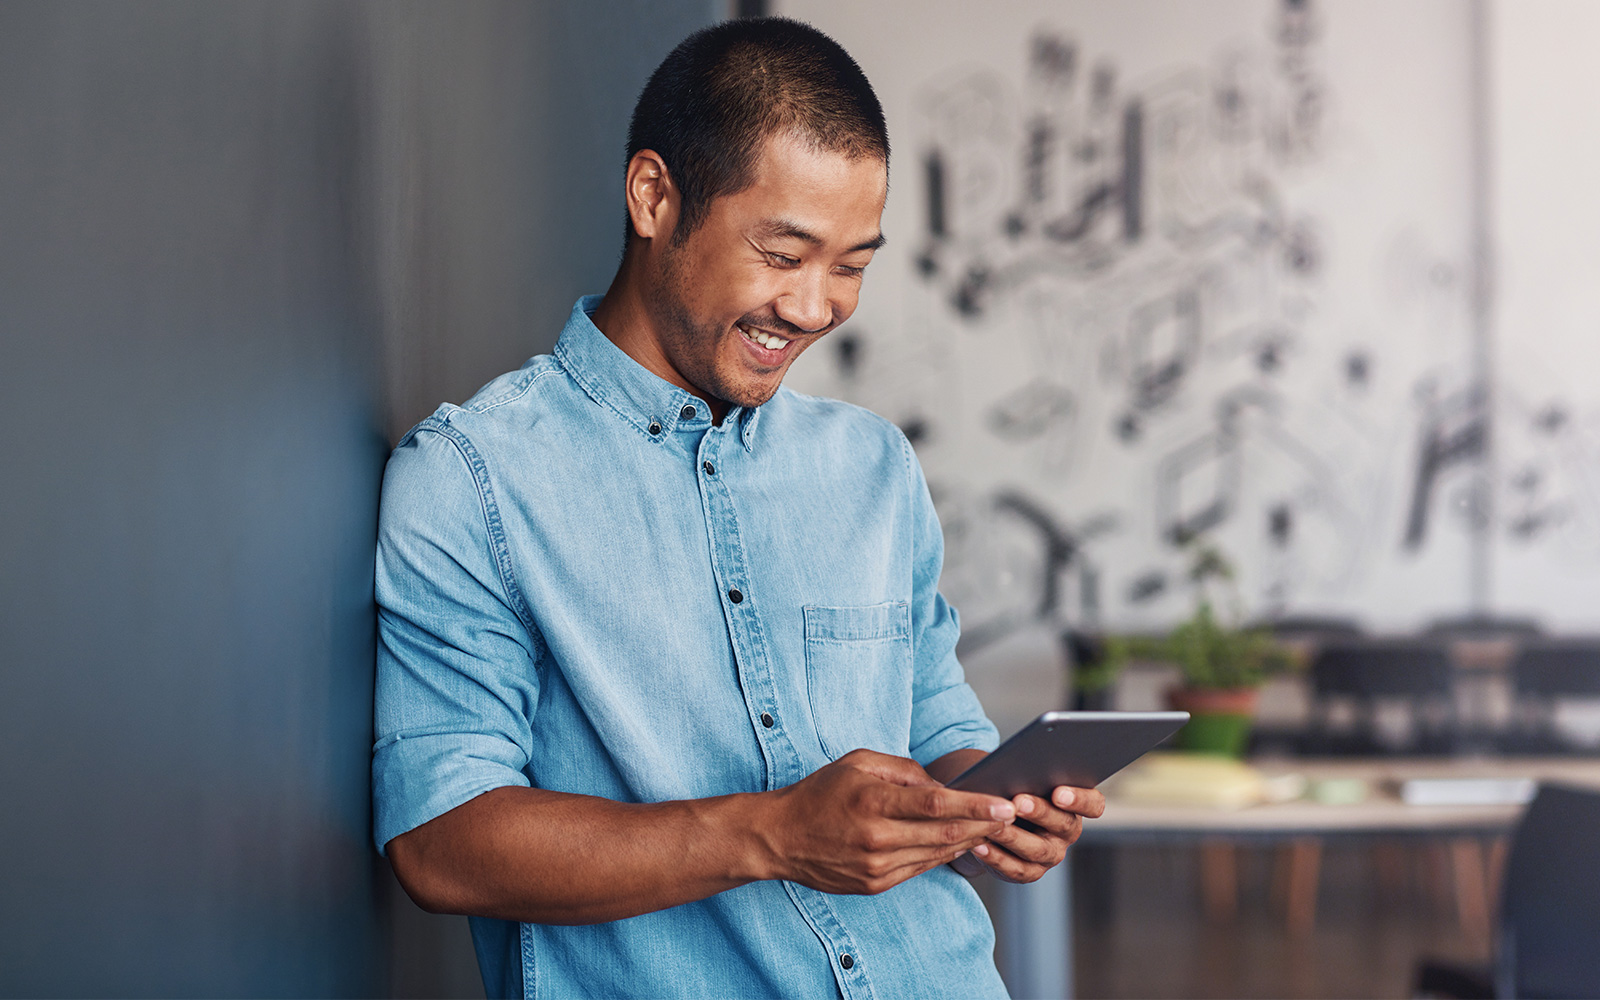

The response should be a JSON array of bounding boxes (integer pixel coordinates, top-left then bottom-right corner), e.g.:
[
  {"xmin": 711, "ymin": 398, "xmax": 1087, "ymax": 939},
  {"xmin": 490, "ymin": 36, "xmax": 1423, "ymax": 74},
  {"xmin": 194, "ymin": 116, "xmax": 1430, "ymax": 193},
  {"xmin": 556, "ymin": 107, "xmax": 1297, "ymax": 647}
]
[{"xmin": 775, "ymin": 267, "xmax": 833, "ymax": 335}]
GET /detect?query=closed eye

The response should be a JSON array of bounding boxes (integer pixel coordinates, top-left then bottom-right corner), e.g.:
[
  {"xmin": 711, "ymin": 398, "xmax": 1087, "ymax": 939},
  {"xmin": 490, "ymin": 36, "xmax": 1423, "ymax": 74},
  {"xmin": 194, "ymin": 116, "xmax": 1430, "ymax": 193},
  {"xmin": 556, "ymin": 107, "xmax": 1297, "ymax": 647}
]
[{"xmin": 765, "ymin": 252, "xmax": 801, "ymax": 268}]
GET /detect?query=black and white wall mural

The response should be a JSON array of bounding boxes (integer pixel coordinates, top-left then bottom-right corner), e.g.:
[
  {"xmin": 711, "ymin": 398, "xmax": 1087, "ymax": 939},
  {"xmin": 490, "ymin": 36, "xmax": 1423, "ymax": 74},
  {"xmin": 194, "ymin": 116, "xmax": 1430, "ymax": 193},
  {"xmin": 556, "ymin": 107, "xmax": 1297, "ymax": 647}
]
[
  {"xmin": 1489, "ymin": 1, "xmax": 1600, "ymax": 625},
  {"xmin": 780, "ymin": 0, "xmax": 1600, "ymax": 643}
]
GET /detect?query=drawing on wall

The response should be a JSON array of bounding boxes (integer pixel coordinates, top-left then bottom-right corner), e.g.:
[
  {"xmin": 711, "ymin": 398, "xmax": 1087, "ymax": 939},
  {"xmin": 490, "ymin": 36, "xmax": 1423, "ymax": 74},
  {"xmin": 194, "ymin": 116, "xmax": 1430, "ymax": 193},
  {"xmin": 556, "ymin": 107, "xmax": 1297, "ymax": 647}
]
[
  {"xmin": 1498, "ymin": 389, "xmax": 1600, "ymax": 566},
  {"xmin": 784, "ymin": 0, "xmax": 1516, "ymax": 641}
]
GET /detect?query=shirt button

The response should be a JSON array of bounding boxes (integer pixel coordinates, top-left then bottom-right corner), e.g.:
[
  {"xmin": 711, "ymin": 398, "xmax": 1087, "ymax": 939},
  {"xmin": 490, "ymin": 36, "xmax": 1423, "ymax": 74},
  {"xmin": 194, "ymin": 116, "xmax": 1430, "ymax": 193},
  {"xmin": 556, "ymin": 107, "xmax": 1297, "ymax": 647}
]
[
  {"xmin": 760, "ymin": 712, "xmax": 774, "ymax": 728},
  {"xmin": 681, "ymin": 404, "xmax": 697, "ymax": 420},
  {"xmin": 648, "ymin": 421, "xmax": 662, "ymax": 435},
  {"xmin": 840, "ymin": 954, "xmax": 854, "ymax": 970},
  {"xmin": 728, "ymin": 589, "xmax": 743, "ymax": 604},
  {"xmin": 703, "ymin": 460, "xmax": 715, "ymax": 475}
]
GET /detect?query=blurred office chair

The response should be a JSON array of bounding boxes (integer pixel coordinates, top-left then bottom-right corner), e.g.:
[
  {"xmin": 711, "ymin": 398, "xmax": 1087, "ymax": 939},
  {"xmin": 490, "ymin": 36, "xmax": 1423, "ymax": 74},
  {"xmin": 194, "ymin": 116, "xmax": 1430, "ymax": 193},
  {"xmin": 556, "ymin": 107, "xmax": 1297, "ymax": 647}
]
[
  {"xmin": 1505, "ymin": 640, "xmax": 1600, "ymax": 754},
  {"xmin": 1422, "ymin": 616, "xmax": 1543, "ymax": 752},
  {"xmin": 1415, "ymin": 783, "xmax": 1600, "ymax": 999},
  {"xmin": 1259, "ymin": 614, "xmax": 1366, "ymax": 639},
  {"xmin": 1424, "ymin": 614, "xmax": 1545, "ymax": 640},
  {"xmin": 1245, "ymin": 616, "xmax": 1364, "ymax": 756},
  {"xmin": 1308, "ymin": 639, "xmax": 1458, "ymax": 754},
  {"xmin": 1061, "ymin": 629, "xmax": 1112, "ymax": 712}
]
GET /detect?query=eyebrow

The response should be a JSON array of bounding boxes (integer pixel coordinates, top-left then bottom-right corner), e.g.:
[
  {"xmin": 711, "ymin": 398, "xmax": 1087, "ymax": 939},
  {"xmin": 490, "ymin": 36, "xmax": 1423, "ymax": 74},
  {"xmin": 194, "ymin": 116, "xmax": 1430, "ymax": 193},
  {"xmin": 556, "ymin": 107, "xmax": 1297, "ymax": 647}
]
[{"xmin": 756, "ymin": 218, "xmax": 886, "ymax": 253}]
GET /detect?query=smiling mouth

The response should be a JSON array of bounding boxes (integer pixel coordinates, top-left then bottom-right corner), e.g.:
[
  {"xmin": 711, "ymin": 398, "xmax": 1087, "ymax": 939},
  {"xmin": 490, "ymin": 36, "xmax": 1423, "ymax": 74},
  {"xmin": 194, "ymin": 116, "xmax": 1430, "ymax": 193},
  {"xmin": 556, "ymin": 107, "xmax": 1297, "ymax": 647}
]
[{"xmin": 737, "ymin": 322, "xmax": 795, "ymax": 355}]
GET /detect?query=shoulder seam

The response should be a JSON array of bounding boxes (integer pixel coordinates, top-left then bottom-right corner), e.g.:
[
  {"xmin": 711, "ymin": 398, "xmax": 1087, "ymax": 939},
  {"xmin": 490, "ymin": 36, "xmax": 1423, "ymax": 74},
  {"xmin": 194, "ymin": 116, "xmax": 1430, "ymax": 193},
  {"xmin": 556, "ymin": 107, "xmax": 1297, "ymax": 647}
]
[
  {"xmin": 463, "ymin": 361, "xmax": 564, "ymax": 416},
  {"xmin": 411, "ymin": 422, "xmax": 538, "ymax": 634}
]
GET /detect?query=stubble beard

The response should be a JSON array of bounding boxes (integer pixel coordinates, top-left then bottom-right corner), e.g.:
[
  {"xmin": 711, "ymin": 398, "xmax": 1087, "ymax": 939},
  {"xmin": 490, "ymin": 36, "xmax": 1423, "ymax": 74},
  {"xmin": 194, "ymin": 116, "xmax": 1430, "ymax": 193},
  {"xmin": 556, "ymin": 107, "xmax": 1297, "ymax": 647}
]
[{"xmin": 649, "ymin": 244, "xmax": 782, "ymax": 411}]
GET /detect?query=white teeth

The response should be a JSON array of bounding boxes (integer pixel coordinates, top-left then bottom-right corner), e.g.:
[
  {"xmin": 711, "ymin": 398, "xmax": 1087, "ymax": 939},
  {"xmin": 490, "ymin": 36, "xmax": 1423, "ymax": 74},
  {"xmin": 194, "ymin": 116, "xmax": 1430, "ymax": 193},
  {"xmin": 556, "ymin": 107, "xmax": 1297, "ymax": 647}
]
[{"xmin": 741, "ymin": 324, "xmax": 788, "ymax": 351}]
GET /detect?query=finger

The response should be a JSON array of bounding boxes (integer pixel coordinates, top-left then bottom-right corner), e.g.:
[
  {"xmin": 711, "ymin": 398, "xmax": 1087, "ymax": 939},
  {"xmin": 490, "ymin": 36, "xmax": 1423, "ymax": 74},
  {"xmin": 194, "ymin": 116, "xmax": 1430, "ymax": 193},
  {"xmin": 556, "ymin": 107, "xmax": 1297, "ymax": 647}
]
[
  {"xmin": 949, "ymin": 851, "xmax": 988, "ymax": 879},
  {"xmin": 882, "ymin": 783, "xmax": 1015, "ymax": 823},
  {"xmin": 846, "ymin": 790, "xmax": 1008, "ymax": 853},
  {"xmin": 859, "ymin": 815, "xmax": 1008, "ymax": 855},
  {"xmin": 987, "ymin": 816, "xmax": 1074, "ymax": 865},
  {"xmin": 921, "ymin": 833, "xmax": 995, "ymax": 867},
  {"xmin": 1011, "ymin": 794, "xmax": 1085, "ymax": 836},
  {"xmin": 885, "ymin": 836, "xmax": 998, "ymax": 880},
  {"xmin": 1049, "ymin": 785, "xmax": 1107, "ymax": 819},
  {"xmin": 842, "ymin": 749, "xmax": 943, "ymax": 788},
  {"xmin": 971, "ymin": 841, "xmax": 1050, "ymax": 884},
  {"xmin": 855, "ymin": 835, "xmax": 997, "ymax": 892}
]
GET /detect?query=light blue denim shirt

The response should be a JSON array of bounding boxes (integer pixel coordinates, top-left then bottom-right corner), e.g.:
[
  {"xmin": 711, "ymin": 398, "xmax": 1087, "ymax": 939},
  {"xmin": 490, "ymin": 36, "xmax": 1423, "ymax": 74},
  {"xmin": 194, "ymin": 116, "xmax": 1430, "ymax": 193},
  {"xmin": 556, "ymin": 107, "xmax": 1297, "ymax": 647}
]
[{"xmin": 373, "ymin": 296, "xmax": 1005, "ymax": 1000}]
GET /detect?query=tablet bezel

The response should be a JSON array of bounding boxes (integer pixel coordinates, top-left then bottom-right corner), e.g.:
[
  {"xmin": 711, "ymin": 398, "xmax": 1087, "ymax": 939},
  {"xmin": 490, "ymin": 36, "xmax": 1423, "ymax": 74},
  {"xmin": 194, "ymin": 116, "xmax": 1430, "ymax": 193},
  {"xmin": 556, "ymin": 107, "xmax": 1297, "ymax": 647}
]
[{"xmin": 944, "ymin": 710, "xmax": 1190, "ymax": 799}]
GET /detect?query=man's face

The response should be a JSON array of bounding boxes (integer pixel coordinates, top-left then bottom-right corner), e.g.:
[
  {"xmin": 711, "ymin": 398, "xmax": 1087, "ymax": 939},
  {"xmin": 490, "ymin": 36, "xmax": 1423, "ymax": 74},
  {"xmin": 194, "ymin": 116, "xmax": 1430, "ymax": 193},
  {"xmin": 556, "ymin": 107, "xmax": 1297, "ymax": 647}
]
[{"xmin": 645, "ymin": 131, "xmax": 887, "ymax": 411}]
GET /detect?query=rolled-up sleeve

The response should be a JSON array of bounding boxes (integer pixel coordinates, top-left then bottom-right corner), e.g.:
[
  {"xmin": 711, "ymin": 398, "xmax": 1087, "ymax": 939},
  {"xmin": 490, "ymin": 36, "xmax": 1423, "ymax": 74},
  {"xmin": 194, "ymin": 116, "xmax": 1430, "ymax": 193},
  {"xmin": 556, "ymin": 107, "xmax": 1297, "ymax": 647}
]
[
  {"xmin": 372, "ymin": 421, "xmax": 541, "ymax": 854},
  {"xmin": 902, "ymin": 440, "xmax": 1000, "ymax": 766}
]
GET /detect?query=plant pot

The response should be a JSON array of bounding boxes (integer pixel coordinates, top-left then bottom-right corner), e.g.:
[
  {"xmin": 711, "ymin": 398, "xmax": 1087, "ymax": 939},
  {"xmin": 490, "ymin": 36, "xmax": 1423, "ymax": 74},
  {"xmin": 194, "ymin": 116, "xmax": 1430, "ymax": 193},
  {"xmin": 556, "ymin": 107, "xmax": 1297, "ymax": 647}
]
[{"xmin": 1165, "ymin": 686, "xmax": 1261, "ymax": 757}]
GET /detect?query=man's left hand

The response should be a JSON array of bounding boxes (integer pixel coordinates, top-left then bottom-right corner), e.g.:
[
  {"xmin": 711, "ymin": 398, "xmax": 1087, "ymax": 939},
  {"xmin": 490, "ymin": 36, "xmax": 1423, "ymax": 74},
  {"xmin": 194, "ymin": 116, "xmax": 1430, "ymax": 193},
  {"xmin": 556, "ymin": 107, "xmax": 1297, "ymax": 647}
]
[{"xmin": 950, "ymin": 785, "xmax": 1105, "ymax": 883}]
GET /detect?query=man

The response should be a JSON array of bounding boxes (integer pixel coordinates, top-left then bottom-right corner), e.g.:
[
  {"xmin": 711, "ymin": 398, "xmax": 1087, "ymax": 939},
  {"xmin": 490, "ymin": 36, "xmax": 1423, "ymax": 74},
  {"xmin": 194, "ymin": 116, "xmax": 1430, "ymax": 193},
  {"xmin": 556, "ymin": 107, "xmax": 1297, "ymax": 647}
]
[{"xmin": 373, "ymin": 17, "xmax": 1103, "ymax": 999}]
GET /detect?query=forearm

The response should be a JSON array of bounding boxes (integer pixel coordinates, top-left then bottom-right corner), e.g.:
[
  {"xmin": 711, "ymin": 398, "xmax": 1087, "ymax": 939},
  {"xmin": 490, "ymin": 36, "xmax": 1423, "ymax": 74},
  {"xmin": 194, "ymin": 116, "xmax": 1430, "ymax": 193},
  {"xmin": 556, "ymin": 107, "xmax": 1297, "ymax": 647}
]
[
  {"xmin": 925, "ymin": 747, "xmax": 987, "ymax": 785},
  {"xmin": 388, "ymin": 784, "xmax": 782, "ymax": 925}
]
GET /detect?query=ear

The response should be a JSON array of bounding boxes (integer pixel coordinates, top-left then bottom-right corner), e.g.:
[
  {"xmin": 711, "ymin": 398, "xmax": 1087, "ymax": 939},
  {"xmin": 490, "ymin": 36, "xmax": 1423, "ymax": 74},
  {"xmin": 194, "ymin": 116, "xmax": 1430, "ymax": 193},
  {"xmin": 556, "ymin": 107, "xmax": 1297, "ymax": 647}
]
[{"xmin": 624, "ymin": 149, "xmax": 678, "ymax": 243}]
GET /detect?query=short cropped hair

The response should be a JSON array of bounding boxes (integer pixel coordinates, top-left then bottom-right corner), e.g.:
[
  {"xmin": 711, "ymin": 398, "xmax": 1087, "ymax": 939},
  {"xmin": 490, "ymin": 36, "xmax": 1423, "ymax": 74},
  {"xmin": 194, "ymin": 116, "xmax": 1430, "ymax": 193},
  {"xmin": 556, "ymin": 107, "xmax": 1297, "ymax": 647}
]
[{"xmin": 626, "ymin": 17, "xmax": 888, "ymax": 245}]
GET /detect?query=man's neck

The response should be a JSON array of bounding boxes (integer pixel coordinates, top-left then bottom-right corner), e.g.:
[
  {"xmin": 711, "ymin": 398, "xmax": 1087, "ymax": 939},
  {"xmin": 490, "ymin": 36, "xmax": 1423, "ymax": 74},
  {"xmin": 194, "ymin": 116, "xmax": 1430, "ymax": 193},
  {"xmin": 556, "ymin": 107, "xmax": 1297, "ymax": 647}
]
[{"xmin": 589, "ymin": 263, "xmax": 730, "ymax": 424}]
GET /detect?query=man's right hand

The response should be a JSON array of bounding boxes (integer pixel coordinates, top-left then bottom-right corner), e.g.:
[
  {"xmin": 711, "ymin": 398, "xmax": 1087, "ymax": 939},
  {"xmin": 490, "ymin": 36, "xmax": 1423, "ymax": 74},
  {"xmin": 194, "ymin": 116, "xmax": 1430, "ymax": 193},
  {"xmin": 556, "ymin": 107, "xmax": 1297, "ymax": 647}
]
[
  {"xmin": 755, "ymin": 749, "xmax": 1017, "ymax": 895},
  {"xmin": 388, "ymin": 748, "xmax": 1017, "ymax": 925}
]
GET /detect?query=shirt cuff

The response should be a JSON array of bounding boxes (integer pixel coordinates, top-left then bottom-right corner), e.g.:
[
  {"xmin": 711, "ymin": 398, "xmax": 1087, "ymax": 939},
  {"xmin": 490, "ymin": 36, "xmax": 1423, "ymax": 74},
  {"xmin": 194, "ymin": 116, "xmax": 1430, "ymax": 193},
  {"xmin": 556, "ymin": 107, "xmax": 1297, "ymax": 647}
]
[
  {"xmin": 372, "ymin": 731, "xmax": 531, "ymax": 854},
  {"xmin": 908, "ymin": 683, "xmax": 1001, "ymax": 767}
]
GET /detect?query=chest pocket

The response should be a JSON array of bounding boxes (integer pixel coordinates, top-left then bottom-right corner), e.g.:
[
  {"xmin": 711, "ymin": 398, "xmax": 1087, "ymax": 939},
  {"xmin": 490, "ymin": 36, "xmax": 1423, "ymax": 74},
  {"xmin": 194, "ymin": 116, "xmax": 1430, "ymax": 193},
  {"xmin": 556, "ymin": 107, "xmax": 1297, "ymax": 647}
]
[{"xmin": 804, "ymin": 602, "xmax": 913, "ymax": 760}]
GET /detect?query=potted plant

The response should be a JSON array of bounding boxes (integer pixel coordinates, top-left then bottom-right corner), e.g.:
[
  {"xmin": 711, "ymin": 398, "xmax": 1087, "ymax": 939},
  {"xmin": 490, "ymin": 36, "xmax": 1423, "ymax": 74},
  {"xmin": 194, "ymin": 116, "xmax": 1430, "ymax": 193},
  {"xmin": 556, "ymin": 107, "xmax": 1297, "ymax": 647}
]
[{"xmin": 1070, "ymin": 544, "xmax": 1295, "ymax": 756}]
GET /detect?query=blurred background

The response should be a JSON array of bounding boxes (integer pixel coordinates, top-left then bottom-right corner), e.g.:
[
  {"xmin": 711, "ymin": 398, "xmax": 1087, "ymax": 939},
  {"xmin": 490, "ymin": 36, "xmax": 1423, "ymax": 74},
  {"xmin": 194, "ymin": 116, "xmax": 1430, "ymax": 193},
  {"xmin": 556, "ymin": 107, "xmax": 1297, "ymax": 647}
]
[{"xmin": 2, "ymin": 1, "xmax": 1598, "ymax": 997}]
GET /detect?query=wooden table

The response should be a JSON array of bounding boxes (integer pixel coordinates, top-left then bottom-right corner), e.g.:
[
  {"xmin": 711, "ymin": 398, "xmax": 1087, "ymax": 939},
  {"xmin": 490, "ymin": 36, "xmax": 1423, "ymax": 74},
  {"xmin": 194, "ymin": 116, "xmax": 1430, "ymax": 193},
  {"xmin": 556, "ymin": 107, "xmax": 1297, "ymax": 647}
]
[
  {"xmin": 1088, "ymin": 756, "xmax": 1600, "ymax": 838},
  {"xmin": 1081, "ymin": 756, "xmax": 1600, "ymax": 946}
]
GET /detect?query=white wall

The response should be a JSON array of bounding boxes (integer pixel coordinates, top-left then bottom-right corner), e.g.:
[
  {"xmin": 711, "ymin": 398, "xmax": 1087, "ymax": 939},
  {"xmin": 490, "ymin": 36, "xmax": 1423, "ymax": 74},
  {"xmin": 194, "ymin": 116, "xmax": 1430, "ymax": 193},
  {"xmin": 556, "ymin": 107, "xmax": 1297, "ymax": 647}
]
[
  {"xmin": 1490, "ymin": 0, "xmax": 1600, "ymax": 630},
  {"xmin": 778, "ymin": 0, "xmax": 1598, "ymax": 639}
]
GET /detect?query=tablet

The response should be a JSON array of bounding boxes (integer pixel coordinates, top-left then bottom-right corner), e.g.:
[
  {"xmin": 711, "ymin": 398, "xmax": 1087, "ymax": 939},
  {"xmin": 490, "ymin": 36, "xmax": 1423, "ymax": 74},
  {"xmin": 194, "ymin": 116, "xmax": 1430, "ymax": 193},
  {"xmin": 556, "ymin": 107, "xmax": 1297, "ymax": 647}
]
[{"xmin": 945, "ymin": 711, "xmax": 1190, "ymax": 799}]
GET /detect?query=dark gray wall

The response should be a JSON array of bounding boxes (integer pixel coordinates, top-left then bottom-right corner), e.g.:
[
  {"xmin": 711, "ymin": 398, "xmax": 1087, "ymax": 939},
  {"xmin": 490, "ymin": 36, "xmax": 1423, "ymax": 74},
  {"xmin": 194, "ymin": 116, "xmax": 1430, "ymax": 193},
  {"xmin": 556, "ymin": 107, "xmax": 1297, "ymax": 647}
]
[
  {"xmin": 369, "ymin": 0, "xmax": 722, "ymax": 441},
  {"xmin": 0, "ymin": 1, "xmax": 716, "ymax": 995}
]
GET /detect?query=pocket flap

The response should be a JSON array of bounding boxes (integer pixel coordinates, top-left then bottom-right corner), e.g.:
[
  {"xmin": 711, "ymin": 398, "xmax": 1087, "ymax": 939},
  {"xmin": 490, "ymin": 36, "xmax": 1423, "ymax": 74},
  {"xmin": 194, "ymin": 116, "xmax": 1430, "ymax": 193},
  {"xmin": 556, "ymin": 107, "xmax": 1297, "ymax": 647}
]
[{"xmin": 803, "ymin": 602, "xmax": 910, "ymax": 642}]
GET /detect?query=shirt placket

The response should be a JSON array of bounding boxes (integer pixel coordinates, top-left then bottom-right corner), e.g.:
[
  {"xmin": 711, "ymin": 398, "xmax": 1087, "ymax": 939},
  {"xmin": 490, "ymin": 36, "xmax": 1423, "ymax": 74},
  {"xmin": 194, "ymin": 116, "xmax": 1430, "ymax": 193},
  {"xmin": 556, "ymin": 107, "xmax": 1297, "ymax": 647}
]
[
  {"xmin": 694, "ymin": 420, "xmax": 879, "ymax": 1000},
  {"xmin": 693, "ymin": 422, "xmax": 808, "ymax": 790}
]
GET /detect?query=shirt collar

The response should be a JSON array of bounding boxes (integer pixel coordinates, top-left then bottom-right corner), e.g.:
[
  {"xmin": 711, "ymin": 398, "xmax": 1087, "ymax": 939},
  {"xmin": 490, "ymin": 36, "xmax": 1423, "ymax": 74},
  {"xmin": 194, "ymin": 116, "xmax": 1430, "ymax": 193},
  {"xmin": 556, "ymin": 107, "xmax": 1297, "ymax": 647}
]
[{"xmin": 554, "ymin": 296, "xmax": 761, "ymax": 451}]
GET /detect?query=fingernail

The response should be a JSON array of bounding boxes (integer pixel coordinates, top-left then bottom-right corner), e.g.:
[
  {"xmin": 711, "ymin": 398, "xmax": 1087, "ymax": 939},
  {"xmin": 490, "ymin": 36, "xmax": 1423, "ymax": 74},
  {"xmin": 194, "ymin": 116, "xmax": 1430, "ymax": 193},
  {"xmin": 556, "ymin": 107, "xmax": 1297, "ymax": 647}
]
[
  {"xmin": 975, "ymin": 844, "xmax": 990, "ymax": 857},
  {"xmin": 990, "ymin": 802, "xmax": 1015, "ymax": 821},
  {"xmin": 1054, "ymin": 788, "xmax": 1074, "ymax": 809},
  {"xmin": 1015, "ymin": 796, "xmax": 1034, "ymax": 816}
]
